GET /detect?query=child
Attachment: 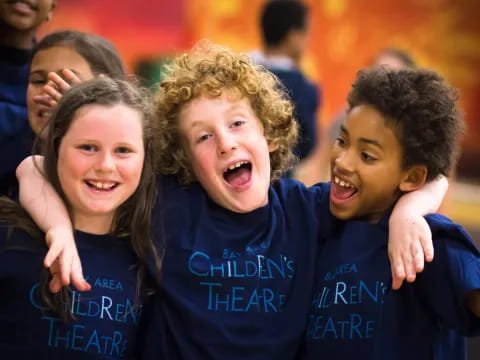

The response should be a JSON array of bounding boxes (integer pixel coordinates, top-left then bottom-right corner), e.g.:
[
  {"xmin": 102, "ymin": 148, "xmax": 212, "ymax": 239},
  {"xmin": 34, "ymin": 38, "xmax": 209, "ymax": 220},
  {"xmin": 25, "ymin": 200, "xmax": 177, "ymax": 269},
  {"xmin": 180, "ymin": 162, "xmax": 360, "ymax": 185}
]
[
  {"xmin": 27, "ymin": 29, "xmax": 125, "ymax": 135},
  {"xmin": 0, "ymin": 77, "xmax": 161, "ymax": 359},
  {"xmin": 301, "ymin": 67, "xmax": 479, "ymax": 359},
  {"xmin": 17, "ymin": 43, "xmax": 447, "ymax": 359},
  {"xmin": 0, "ymin": 0, "xmax": 55, "ymax": 195},
  {"xmin": 2, "ymin": 29, "xmax": 126, "ymax": 197}
]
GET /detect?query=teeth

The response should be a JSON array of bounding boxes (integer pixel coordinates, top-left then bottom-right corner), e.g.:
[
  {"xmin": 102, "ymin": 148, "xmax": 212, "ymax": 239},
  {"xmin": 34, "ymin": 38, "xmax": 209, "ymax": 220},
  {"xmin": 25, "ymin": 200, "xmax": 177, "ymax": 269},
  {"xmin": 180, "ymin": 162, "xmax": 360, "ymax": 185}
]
[
  {"xmin": 89, "ymin": 181, "xmax": 116, "ymax": 190},
  {"xmin": 334, "ymin": 176, "xmax": 354, "ymax": 188},
  {"xmin": 225, "ymin": 161, "xmax": 248, "ymax": 172}
]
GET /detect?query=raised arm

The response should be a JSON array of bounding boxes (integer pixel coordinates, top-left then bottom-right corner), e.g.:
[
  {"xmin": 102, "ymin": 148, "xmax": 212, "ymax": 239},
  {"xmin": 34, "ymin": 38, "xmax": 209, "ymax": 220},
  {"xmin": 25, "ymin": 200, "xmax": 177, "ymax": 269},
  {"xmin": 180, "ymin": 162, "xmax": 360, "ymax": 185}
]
[
  {"xmin": 16, "ymin": 155, "xmax": 90, "ymax": 292},
  {"xmin": 388, "ymin": 175, "xmax": 449, "ymax": 290}
]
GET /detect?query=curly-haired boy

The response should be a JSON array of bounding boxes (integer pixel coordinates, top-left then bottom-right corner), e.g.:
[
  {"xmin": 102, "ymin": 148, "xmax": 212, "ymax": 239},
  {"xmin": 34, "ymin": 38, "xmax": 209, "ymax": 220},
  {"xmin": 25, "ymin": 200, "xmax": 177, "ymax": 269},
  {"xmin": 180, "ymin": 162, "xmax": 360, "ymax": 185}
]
[{"xmin": 302, "ymin": 67, "xmax": 480, "ymax": 360}]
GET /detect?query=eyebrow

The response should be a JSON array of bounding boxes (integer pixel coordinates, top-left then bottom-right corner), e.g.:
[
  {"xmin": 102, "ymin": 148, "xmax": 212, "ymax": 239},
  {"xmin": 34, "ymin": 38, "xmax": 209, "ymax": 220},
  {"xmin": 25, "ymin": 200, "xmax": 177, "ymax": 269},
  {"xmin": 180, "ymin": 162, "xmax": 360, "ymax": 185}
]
[{"xmin": 340, "ymin": 124, "xmax": 384, "ymax": 149}]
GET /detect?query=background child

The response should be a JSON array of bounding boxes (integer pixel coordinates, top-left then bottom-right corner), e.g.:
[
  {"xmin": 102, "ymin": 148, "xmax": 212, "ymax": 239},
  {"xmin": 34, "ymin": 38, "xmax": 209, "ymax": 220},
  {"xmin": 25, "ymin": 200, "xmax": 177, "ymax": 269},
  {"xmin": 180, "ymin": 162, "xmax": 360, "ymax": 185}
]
[
  {"xmin": 2, "ymin": 29, "xmax": 126, "ymax": 198},
  {"xmin": 27, "ymin": 29, "xmax": 126, "ymax": 135},
  {"xmin": 0, "ymin": 77, "xmax": 161, "ymax": 358},
  {"xmin": 17, "ymin": 42, "xmax": 446, "ymax": 359},
  {"xmin": 0, "ymin": 0, "xmax": 55, "ymax": 196},
  {"xmin": 302, "ymin": 67, "xmax": 479, "ymax": 360}
]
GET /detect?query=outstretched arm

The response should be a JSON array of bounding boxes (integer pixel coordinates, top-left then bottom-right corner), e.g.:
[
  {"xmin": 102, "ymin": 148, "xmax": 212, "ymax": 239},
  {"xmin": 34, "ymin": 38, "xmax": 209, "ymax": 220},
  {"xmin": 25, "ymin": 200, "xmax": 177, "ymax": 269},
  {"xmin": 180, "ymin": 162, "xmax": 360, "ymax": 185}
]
[
  {"xmin": 389, "ymin": 175, "xmax": 449, "ymax": 290},
  {"xmin": 16, "ymin": 155, "xmax": 91, "ymax": 292}
]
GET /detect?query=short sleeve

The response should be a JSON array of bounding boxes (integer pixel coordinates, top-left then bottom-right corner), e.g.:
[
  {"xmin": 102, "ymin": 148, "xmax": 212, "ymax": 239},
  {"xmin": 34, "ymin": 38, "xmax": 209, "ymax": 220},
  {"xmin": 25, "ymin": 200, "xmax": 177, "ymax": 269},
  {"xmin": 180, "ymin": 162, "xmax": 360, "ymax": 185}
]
[{"xmin": 416, "ymin": 215, "xmax": 480, "ymax": 335}]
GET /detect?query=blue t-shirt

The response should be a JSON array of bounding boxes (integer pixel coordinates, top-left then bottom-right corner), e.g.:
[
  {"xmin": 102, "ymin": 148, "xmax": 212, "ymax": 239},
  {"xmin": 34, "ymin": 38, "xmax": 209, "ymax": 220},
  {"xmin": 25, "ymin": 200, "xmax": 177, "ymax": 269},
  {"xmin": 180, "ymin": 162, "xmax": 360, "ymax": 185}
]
[
  {"xmin": 0, "ymin": 226, "xmax": 143, "ymax": 359},
  {"xmin": 272, "ymin": 68, "xmax": 320, "ymax": 162},
  {"xmin": 141, "ymin": 177, "xmax": 331, "ymax": 359},
  {"xmin": 0, "ymin": 45, "xmax": 34, "ymax": 197},
  {"xmin": 300, "ymin": 213, "xmax": 480, "ymax": 360}
]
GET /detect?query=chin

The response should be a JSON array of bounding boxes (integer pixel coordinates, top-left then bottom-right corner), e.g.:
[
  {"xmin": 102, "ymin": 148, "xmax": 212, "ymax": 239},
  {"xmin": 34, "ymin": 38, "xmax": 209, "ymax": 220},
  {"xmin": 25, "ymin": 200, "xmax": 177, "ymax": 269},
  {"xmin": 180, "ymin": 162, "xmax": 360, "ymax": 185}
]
[{"xmin": 329, "ymin": 204, "xmax": 354, "ymax": 220}]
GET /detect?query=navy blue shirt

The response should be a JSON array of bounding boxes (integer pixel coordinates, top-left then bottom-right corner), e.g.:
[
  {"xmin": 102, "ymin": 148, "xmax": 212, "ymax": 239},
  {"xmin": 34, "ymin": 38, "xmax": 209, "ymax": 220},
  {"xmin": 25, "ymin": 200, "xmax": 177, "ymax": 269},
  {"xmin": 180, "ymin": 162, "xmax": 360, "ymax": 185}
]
[
  {"xmin": 301, "ymin": 213, "xmax": 480, "ymax": 360},
  {"xmin": 272, "ymin": 69, "xmax": 320, "ymax": 162},
  {"xmin": 0, "ymin": 45, "xmax": 34, "ymax": 197},
  {"xmin": 0, "ymin": 226, "xmax": 142, "ymax": 359},
  {"xmin": 141, "ymin": 177, "xmax": 331, "ymax": 359}
]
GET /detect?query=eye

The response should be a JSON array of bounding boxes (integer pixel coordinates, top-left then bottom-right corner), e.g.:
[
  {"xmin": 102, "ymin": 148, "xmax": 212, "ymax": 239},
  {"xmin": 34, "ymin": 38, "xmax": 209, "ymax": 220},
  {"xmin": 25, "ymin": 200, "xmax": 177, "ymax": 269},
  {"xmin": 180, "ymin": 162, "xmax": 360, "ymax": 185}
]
[
  {"xmin": 29, "ymin": 78, "xmax": 47, "ymax": 86},
  {"xmin": 116, "ymin": 146, "xmax": 133, "ymax": 154},
  {"xmin": 335, "ymin": 137, "xmax": 346, "ymax": 147},
  {"xmin": 78, "ymin": 144, "xmax": 98, "ymax": 152},
  {"xmin": 231, "ymin": 120, "xmax": 245, "ymax": 128},
  {"xmin": 361, "ymin": 152, "xmax": 376, "ymax": 162},
  {"xmin": 197, "ymin": 133, "xmax": 211, "ymax": 143}
]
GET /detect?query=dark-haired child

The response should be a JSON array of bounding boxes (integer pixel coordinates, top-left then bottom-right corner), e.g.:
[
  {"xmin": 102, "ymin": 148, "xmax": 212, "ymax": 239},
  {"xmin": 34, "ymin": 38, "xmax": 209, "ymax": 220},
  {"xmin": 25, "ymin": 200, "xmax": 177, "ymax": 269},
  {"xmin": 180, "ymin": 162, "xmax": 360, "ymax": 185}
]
[
  {"xmin": 17, "ymin": 44, "xmax": 448, "ymax": 359},
  {"xmin": 0, "ymin": 0, "xmax": 55, "ymax": 196},
  {"xmin": 301, "ymin": 67, "xmax": 480, "ymax": 360},
  {"xmin": 0, "ymin": 77, "xmax": 161, "ymax": 358}
]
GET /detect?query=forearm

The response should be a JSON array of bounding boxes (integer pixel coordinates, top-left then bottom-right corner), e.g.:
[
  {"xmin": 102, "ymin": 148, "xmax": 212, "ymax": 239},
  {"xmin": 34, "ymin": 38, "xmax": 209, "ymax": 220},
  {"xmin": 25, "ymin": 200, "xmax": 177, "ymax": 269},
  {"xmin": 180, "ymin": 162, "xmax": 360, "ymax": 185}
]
[
  {"xmin": 392, "ymin": 175, "xmax": 448, "ymax": 218},
  {"xmin": 16, "ymin": 155, "xmax": 72, "ymax": 232}
]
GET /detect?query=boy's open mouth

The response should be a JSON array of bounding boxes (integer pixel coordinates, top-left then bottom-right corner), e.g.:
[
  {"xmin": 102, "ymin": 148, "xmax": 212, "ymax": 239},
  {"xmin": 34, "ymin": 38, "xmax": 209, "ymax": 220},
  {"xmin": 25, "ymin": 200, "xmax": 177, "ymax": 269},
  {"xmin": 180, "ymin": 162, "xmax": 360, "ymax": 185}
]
[
  {"xmin": 332, "ymin": 176, "xmax": 358, "ymax": 200},
  {"xmin": 223, "ymin": 161, "xmax": 252, "ymax": 187}
]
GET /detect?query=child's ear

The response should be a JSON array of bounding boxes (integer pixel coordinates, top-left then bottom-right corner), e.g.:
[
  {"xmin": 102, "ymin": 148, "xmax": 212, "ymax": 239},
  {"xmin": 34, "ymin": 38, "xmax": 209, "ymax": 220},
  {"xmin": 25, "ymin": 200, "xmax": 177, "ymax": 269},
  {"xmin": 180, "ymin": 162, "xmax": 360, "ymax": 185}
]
[
  {"xmin": 399, "ymin": 165, "xmax": 427, "ymax": 192},
  {"xmin": 268, "ymin": 141, "xmax": 279, "ymax": 153}
]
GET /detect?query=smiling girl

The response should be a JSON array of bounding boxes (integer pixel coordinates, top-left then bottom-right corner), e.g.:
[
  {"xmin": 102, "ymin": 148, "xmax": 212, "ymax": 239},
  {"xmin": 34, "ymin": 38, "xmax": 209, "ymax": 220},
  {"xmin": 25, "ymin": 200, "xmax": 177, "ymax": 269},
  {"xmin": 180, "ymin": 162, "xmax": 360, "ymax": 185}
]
[{"xmin": 0, "ymin": 77, "xmax": 161, "ymax": 359}]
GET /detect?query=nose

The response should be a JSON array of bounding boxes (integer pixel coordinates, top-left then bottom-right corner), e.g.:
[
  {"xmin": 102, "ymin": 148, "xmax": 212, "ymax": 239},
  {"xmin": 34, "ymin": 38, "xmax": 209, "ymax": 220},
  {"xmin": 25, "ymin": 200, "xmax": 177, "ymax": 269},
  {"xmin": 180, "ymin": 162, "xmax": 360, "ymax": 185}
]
[
  {"xmin": 95, "ymin": 150, "xmax": 115, "ymax": 172},
  {"xmin": 217, "ymin": 131, "xmax": 237, "ymax": 155},
  {"xmin": 334, "ymin": 148, "xmax": 355, "ymax": 174}
]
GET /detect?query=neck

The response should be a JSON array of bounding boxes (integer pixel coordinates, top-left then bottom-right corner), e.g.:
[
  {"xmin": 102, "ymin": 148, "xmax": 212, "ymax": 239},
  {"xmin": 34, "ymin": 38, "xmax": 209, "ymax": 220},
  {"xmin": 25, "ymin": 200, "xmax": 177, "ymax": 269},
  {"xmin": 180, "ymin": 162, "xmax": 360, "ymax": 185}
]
[
  {"xmin": 73, "ymin": 213, "xmax": 114, "ymax": 235},
  {"xmin": 264, "ymin": 45, "xmax": 294, "ymax": 61},
  {"xmin": 0, "ymin": 28, "xmax": 35, "ymax": 49}
]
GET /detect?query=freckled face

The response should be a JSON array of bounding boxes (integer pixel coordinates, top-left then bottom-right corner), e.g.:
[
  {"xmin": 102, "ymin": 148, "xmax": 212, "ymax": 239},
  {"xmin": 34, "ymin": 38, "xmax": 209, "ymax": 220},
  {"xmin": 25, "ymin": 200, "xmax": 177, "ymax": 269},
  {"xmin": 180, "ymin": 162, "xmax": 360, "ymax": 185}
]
[{"xmin": 178, "ymin": 91, "xmax": 276, "ymax": 213}]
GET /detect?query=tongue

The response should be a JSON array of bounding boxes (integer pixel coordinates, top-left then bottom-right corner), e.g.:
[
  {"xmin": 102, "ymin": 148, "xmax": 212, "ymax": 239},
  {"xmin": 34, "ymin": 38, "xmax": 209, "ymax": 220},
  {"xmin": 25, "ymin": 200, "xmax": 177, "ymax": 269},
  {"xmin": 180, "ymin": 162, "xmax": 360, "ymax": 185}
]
[
  {"xmin": 332, "ymin": 182, "xmax": 356, "ymax": 199},
  {"xmin": 225, "ymin": 167, "xmax": 251, "ymax": 187}
]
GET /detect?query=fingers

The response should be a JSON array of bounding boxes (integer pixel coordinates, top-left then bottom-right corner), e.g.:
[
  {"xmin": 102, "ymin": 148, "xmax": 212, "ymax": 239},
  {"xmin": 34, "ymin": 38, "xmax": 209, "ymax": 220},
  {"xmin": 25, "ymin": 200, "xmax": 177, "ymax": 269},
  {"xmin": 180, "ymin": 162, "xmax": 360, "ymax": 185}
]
[
  {"xmin": 43, "ymin": 240, "xmax": 64, "ymax": 268},
  {"xmin": 390, "ymin": 260, "xmax": 405, "ymax": 290},
  {"xmin": 60, "ymin": 69, "xmax": 82, "ymax": 85},
  {"xmin": 71, "ymin": 258, "xmax": 91, "ymax": 292},
  {"xmin": 412, "ymin": 241, "xmax": 425, "ymax": 273},
  {"xmin": 49, "ymin": 272, "xmax": 63, "ymax": 293},
  {"xmin": 32, "ymin": 94, "xmax": 55, "ymax": 108},
  {"xmin": 47, "ymin": 71, "xmax": 72, "ymax": 92},
  {"xmin": 421, "ymin": 230, "xmax": 434, "ymax": 263},
  {"xmin": 44, "ymin": 81, "xmax": 63, "ymax": 102}
]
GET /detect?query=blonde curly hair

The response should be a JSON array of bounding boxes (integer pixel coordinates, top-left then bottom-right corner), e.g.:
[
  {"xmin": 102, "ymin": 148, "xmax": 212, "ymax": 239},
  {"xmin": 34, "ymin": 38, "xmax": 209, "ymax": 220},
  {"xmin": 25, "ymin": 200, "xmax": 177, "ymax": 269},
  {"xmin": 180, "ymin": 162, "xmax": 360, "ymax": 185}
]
[{"xmin": 154, "ymin": 41, "xmax": 298, "ymax": 183}]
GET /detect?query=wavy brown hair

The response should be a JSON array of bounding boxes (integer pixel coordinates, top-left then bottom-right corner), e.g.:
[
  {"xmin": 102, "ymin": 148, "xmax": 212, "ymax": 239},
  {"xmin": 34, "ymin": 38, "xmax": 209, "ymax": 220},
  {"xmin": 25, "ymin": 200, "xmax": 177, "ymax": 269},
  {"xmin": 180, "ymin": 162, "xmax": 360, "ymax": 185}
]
[
  {"xmin": 155, "ymin": 41, "xmax": 298, "ymax": 183},
  {"xmin": 0, "ymin": 77, "xmax": 162, "ymax": 320}
]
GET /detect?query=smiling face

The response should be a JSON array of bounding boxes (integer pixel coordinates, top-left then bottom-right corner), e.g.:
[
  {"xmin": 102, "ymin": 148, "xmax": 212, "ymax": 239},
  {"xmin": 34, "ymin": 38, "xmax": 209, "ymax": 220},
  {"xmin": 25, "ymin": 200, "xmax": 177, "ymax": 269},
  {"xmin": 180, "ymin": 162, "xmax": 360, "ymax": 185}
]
[
  {"xmin": 178, "ymin": 90, "xmax": 276, "ymax": 213},
  {"xmin": 0, "ymin": 0, "xmax": 54, "ymax": 33},
  {"xmin": 57, "ymin": 103, "xmax": 145, "ymax": 233},
  {"xmin": 27, "ymin": 45, "xmax": 95, "ymax": 134},
  {"xmin": 330, "ymin": 104, "xmax": 411, "ymax": 223}
]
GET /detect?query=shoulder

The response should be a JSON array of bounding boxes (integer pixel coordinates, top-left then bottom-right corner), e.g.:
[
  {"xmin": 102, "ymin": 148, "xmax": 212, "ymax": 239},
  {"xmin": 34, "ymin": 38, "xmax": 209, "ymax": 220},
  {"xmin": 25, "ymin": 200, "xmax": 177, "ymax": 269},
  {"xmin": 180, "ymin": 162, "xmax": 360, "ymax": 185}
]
[{"xmin": 425, "ymin": 213, "xmax": 476, "ymax": 247}]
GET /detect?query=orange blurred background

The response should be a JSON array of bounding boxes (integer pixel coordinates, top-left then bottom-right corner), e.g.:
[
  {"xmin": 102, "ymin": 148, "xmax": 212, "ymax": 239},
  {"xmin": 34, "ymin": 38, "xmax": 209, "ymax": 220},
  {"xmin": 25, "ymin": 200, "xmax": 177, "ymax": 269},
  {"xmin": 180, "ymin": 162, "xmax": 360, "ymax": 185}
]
[{"xmin": 40, "ymin": 0, "xmax": 480, "ymax": 180}]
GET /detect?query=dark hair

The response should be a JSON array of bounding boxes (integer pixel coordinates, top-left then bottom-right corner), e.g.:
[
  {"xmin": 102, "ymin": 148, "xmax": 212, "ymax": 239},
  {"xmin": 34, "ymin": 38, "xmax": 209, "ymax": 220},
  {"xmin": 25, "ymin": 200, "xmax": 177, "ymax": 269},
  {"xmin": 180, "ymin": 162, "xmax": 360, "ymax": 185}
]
[
  {"xmin": 347, "ymin": 67, "xmax": 463, "ymax": 181},
  {"xmin": 0, "ymin": 77, "xmax": 161, "ymax": 320},
  {"xmin": 33, "ymin": 30, "xmax": 125, "ymax": 78},
  {"xmin": 260, "ymin": 0, "xmax": 308, "ymax": 47},
  {"xmin": 374, "ymin": 47, "xmax": 416, "ymax": 68}
]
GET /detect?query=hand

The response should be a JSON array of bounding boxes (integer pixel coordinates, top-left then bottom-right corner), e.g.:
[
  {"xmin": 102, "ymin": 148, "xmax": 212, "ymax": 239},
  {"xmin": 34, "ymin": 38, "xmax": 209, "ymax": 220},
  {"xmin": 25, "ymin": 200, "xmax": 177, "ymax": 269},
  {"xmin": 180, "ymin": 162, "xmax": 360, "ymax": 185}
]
[
  {"xmin": 44, "ymin": 226, "xmax": 91, "ymax": 293},
  {"xmin": 43, "ymin": 69, "xmax": 82, "ymax": 106},
  {"xmin": 388, "ymin": 214, "xmax": 434, "ymax": 290}
]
